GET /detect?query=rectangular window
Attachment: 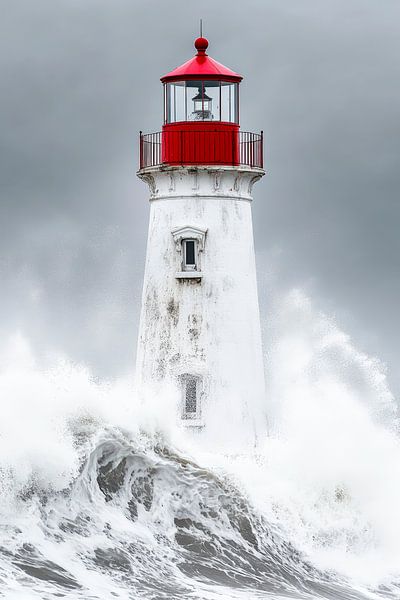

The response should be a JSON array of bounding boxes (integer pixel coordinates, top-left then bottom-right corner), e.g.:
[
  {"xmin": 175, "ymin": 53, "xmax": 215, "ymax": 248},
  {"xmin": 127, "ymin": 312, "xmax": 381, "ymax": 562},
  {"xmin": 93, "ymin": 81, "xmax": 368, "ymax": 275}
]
[
  {"xmin": 180, "ymin": 373, "xmax": 201, "ymax": 420},
  {"xmin": 185, "ymin": 376, "xmax": 197, "ymax": 414},
  {"xmin": 165, "ymin": 82, "xmax": 186, "ymax": 123},
  {"xmin": 183, "ymin": 239, "xmax": 196, "ymax": 270},
  {"xmin": 220, "ymin": 82, "xmax": 239, "ymax": 123}
]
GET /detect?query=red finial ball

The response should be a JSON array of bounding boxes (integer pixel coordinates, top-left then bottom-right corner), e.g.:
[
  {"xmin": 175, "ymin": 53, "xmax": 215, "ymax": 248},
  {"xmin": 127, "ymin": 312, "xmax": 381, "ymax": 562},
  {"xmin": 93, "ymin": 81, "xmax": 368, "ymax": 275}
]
[{"xmin": 194, "ymin": 37, "xmax": 209, "ymax": 54}]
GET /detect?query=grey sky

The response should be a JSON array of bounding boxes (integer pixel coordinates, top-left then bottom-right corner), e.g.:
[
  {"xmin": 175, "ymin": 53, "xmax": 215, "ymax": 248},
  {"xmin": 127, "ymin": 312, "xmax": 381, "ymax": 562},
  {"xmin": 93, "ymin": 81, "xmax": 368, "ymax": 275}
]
[{"xmin": 1, "ymin": 0, "xmax": 399, "ymax": 393}]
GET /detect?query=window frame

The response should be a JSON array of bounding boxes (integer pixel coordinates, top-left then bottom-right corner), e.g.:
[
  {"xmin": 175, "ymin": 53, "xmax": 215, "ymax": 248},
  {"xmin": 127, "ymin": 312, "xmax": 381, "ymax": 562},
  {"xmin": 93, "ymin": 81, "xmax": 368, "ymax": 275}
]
[{"xmin": 171, "ymin": 225, "xmax": 207, "ymax": 280}]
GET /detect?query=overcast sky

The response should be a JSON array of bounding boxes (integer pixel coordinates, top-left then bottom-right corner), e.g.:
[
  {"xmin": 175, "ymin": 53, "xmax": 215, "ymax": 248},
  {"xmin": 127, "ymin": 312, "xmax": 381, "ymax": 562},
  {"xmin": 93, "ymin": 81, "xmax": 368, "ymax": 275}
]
[{"xmin": 1, "ymin": 0, "xmax": 399, "ymax": 394}]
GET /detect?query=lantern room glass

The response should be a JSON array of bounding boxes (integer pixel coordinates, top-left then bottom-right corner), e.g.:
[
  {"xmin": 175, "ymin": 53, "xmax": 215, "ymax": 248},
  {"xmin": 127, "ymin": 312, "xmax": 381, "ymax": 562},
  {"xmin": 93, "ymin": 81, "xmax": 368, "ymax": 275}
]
[{"xmin": 164, "ymin": 81, "xmax": 239, "ymax": 124}]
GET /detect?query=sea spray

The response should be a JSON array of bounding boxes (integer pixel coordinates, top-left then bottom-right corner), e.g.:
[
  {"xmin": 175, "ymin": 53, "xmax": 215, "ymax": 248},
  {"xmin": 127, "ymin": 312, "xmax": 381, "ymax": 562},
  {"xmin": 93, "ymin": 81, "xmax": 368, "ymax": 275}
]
[{"xmin": 0, "ymin": 294, "xmax": 399, "ymax": 599}]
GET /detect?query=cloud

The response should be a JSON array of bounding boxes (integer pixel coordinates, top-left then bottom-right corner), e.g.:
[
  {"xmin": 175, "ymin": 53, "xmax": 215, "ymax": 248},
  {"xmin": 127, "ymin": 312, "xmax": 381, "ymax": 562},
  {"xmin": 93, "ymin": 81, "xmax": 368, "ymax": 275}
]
[{"xmin": 1, "ymin": 0, "xmax": 399, "ymax": 392}]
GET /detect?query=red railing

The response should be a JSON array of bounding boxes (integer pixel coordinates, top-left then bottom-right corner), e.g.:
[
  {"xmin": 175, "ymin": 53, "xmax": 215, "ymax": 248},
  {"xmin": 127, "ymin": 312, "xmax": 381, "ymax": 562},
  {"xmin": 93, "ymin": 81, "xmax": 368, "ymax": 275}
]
[{"xmin": 139, "ymin": 130, "xmax": 263, "ymax": 170}]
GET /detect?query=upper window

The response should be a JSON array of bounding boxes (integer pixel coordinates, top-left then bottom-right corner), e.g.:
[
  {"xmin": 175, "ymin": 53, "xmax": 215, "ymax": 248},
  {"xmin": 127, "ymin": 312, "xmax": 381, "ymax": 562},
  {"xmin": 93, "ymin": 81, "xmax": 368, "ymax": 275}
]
[
  {"xmin": 171, "ymin": 226, "xmax": 207, "ymax": 279},
  {"xmin": 183, "ymin": 239, "xmax": 197, "ymax": 271},
  {"xmin": 164, "ymin": 81, "xmax": 239, "ymax": 124}
]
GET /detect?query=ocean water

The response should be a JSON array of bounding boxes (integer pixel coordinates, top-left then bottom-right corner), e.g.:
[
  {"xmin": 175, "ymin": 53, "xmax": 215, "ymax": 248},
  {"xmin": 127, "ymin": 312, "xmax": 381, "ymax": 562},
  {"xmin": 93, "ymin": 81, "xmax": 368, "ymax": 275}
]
[{"xmin": 0, "ymin": 291, "xmax": 399, "ymax": 599}]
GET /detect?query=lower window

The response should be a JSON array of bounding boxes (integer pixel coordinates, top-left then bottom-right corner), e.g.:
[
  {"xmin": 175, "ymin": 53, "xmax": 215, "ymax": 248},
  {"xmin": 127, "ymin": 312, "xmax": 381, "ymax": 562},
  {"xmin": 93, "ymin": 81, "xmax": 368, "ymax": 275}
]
[{"xmin": 180, "ymin": 374, "xmax": 201, "ymax": 420}]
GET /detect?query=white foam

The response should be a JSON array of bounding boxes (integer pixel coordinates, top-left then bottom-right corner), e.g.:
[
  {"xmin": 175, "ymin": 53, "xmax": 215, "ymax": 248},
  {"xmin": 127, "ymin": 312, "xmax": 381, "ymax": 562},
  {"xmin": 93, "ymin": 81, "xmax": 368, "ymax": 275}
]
[{"xmin": 0, "ymin": 290, "xmax": 399, "ymax": 595}]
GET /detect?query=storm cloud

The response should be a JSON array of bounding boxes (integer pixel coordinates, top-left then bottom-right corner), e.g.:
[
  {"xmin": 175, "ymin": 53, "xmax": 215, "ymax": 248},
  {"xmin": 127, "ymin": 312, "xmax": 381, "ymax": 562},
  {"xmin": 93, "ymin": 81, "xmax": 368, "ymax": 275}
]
[{"xmin": 1, "ymin": 0, "xmax": 399, "ymax": 391}]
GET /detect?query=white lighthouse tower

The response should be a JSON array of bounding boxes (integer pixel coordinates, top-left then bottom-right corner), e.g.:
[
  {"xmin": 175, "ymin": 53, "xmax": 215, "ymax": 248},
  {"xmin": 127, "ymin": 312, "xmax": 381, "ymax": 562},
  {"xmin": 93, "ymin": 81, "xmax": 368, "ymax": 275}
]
[{"xmin": 136, "ymin": 36, "xmax": 266, "ymax": 447}]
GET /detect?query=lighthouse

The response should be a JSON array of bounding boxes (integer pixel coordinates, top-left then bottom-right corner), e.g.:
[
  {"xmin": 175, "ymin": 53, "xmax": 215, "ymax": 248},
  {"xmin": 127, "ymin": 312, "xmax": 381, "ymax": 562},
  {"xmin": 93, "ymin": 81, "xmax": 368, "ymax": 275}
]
[{"xmin": 136, "ymin": 36, "xmax": 266, "ymax": 447}]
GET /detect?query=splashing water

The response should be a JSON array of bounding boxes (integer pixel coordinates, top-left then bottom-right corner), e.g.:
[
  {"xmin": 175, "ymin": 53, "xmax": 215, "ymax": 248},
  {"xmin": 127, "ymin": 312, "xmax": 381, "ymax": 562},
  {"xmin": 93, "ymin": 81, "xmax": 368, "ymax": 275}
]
[{"xmin": 0, "ymin": 292, "xmax": 399, "ymax": 599}]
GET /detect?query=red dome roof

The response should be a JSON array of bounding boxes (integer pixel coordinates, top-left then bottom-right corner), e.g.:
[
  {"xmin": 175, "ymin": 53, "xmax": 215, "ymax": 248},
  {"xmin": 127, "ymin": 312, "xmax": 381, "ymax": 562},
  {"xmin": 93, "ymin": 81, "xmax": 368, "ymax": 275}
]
[{"xmin": 161, "ymin": 37, "xmax": 242, "ymax": 83}]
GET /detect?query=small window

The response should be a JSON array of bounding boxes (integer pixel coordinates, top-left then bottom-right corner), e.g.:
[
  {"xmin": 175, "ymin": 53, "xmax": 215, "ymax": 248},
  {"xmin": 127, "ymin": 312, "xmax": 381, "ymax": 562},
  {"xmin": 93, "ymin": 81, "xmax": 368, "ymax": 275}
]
[
  {"xmin": 180, "ymin": 374, "xmax": 201, "ymax": 420},
  {"xmin": 171, "ymin": 226, "xmax": 207, "ymax": 279},
  {"xmin": 185, "ymin": 376, "xmax": 197, "ymax": 414},
  {"xmin": 183, "ymin": 239, "xmax": 197, "ymax": 271}
]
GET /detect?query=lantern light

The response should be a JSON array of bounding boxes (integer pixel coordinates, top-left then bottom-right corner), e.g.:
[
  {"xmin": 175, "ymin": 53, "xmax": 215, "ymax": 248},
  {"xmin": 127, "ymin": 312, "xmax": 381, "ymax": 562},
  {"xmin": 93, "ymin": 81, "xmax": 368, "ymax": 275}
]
[{"xmin": 192, "ymin": 86, "xmax": 213, "ymax": 120}]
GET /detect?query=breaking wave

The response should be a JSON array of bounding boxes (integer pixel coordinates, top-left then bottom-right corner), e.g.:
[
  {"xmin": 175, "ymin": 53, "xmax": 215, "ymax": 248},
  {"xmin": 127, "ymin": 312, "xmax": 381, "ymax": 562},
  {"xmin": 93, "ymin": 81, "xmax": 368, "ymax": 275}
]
[{"xmin": 0, "ymin": 291, "xmax": 400, "ymax": 600}]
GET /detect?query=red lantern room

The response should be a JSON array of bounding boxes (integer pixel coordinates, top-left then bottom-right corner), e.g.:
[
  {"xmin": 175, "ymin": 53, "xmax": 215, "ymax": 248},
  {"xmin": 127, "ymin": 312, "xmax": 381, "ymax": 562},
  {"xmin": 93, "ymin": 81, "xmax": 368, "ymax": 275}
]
[{"xmin": 139, "ymin": 37, "xmax": 263, "ymax": 170}]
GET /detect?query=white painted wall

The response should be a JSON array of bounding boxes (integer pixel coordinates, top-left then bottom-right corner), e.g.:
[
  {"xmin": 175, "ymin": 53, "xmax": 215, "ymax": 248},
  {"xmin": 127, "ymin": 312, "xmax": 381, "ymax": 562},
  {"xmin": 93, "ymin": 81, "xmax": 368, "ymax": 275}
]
[{"xmin": 136, "ymin": 166, "xmax": 267, "ymax": 449}]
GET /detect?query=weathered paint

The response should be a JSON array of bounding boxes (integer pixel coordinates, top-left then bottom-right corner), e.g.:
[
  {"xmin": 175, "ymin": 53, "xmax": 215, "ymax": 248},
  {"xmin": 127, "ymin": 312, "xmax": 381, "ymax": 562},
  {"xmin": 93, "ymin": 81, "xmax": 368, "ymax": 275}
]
[{"xmin": 136, "ymin": 165, "xmax": 266, "ymax": 447}]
